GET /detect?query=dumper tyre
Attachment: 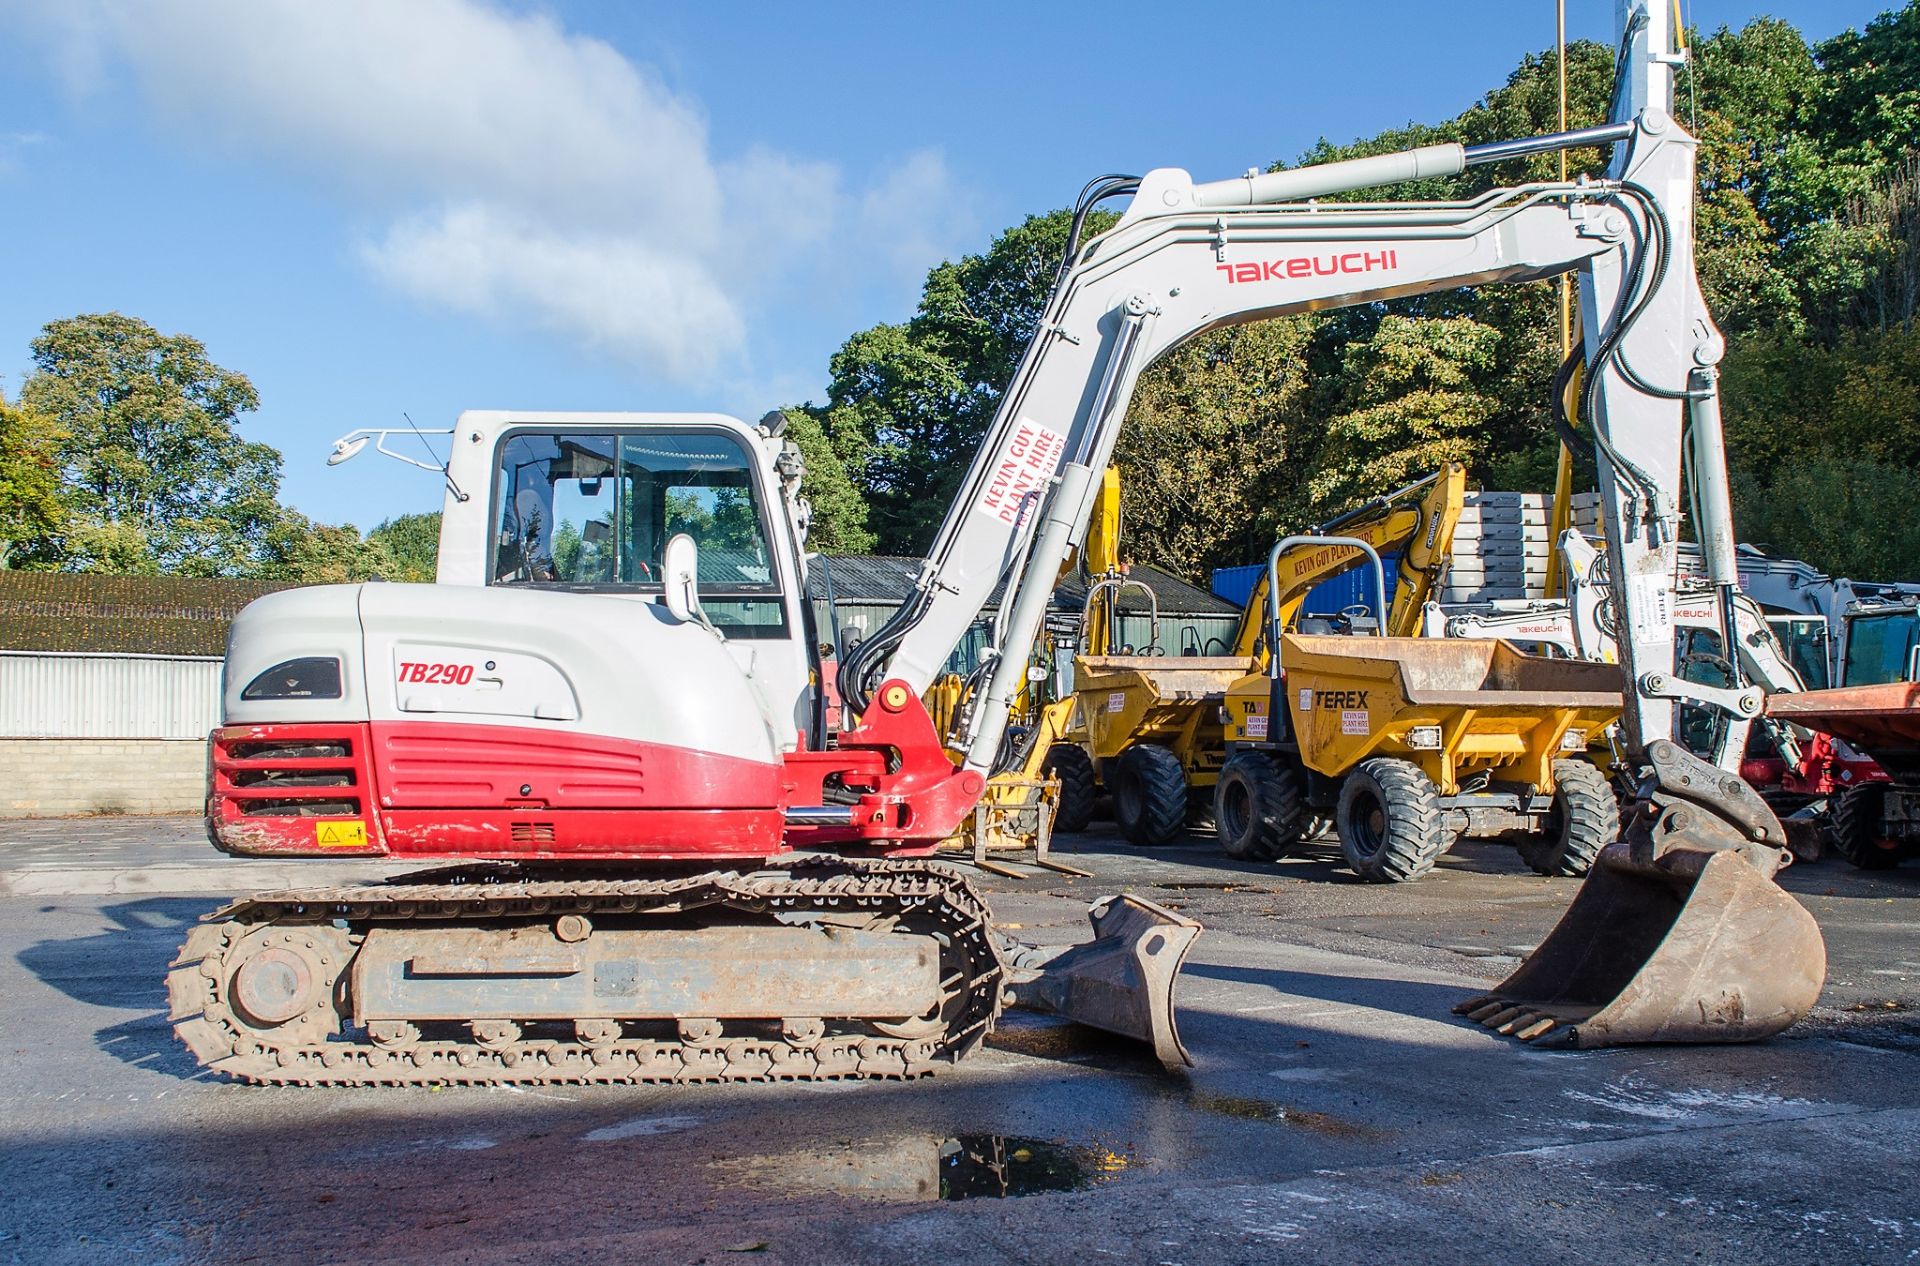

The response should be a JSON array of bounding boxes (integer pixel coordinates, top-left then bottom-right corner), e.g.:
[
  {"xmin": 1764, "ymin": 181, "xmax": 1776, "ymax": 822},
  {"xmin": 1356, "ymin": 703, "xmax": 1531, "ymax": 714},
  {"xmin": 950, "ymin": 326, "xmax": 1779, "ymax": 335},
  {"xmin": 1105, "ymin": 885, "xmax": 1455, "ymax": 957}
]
[
  {"xmin": 1043, "ymin": 744, "xmax": 1098, "ymax": 834},
  {"xmin": 1519, "ymin": 758, "xmax": 1618, "ymax": 877},
  {"xmin": 1113, "ymin": 745, "xmax": 1189, "ymax": 846},
  {"xmin": 1336, "ymin": 758, "xmax": 1448, "ymax": 883},
  {"xmin": 1214, "ymin": 752, "xmax": 1307, "ymax": 861},
  {"xmin": 1829, "ymin": 784, "xmax": 1903, "ymax": 869}
]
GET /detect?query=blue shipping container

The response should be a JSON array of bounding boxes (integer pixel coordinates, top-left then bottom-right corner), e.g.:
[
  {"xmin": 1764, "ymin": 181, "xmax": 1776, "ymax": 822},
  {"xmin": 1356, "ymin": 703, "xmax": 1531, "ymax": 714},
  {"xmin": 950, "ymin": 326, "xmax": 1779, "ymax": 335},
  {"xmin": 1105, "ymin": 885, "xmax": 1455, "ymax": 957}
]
[
  {"xmin": 1210, "ymin": 563, "xmax": 1264, "ymax": 609},
  {"xmin": 1211, "ymin": 554, "xmax": 1402, "ymax": 620}
]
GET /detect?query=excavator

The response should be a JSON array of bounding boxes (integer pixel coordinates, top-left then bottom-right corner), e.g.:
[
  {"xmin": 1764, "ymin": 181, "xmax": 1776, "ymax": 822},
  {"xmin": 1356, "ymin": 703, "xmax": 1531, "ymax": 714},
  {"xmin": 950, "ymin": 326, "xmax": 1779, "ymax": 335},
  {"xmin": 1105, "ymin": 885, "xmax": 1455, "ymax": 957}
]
[
  {"xmin": 1227, "ymin": 463, "xmax": 1469, "ymax": 656},
  {"xmin": 171, "ymin": 1, "xmax": 1824, "ymax": 1083}
]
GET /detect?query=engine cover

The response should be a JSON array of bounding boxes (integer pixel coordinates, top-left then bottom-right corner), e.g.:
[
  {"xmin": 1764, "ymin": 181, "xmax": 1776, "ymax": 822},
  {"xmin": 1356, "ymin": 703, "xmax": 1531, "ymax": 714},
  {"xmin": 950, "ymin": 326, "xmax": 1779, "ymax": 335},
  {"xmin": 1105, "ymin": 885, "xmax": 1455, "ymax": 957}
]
[{"xmin": 211, "ymin": 583, "xmax": 788, "ymax": 860}]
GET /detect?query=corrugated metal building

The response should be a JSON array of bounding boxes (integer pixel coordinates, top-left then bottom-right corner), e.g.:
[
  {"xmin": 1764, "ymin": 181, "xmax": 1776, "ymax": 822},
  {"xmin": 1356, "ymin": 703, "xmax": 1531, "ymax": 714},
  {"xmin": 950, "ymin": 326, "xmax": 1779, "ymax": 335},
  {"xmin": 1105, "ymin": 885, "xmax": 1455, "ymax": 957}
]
[
  {"xmin": 1211, "ymin": 555, "xmax": 1406, "ymax": 619},
  {"xmin": 0, "ymin": 651, "xmax": 221, "ymax": 739},
  {"xmin": 0, "ymin": 572, "xmax": 291, "ymax": 817}
]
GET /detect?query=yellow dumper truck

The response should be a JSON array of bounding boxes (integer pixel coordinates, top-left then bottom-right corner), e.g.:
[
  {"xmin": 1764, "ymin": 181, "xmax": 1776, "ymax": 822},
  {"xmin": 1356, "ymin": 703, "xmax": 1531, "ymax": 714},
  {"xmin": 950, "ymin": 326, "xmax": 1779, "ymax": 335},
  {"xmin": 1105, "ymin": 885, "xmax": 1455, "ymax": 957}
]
[
  {"xmin": 1215, "ymin": 541, "xmax": 1623, "ymax": 881},
  {"xmin": 1045, "ymin": 466, "xmax": 1468, "ymax": 846}
]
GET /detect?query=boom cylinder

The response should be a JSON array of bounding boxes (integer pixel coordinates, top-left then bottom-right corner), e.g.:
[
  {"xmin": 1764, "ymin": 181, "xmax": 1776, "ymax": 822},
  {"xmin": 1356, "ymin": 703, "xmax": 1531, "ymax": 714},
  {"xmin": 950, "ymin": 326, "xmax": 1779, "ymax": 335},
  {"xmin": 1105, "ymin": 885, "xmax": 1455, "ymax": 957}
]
[
  {"xmin": 1686, "ymin": 365, "xmax": 1747, "ymax": 690},
  {"xmin": 1193, "ymin": 144, "xmax": 1464, "ymax": 208},
  {"xmin": 1462, "ymin": 121, "xmax": 1636, "ymax": 168},
  {"xmin": 963, "ymin": 461, "xmax": 1097, "ymax": 772},
  {"xmin": 1684, "ymin": 367, "xmax": 1739, "ymax": 590}
]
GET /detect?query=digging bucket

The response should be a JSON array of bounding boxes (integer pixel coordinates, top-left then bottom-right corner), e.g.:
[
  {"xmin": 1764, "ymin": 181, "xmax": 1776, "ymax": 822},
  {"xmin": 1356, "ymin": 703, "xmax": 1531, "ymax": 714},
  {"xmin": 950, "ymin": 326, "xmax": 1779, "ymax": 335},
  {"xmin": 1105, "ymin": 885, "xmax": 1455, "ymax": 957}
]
[
  {"xmin": 1457, "ymin": 741, "xmax": 1825, "ymax": 1047},
  {"xmin": 1005, "ymin": 895, "xmax": 1201, "ymax": 1069}
]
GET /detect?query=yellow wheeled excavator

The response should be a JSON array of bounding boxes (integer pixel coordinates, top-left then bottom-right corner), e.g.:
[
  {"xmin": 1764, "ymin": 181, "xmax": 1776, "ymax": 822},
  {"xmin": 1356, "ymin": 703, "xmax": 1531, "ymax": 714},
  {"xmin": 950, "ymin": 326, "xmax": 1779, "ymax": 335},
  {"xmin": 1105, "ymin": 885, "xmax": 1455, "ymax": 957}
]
[
  {"xmin": 1228, "ymin": 463, "xmax": 1469, "ymax": 657},
  {"xmin": 174, "ymin": 1, "xmax": 1821, "ymax": 1088}
]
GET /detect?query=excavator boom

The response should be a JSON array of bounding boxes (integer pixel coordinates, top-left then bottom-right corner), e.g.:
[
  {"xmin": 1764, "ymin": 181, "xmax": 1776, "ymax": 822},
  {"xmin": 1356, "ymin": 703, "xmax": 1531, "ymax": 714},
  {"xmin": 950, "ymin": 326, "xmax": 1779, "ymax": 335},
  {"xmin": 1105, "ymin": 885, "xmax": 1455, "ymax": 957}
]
[{"xmin": 842, "ymin": 0, "xmax": 1821, "ymax": 1047}]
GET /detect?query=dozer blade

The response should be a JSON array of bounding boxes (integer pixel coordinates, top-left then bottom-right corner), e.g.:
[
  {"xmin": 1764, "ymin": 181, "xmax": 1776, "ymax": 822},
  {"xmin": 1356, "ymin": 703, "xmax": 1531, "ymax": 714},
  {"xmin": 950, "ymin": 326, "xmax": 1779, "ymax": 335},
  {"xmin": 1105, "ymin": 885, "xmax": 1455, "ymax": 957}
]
[
  {"xmin": 1458, "ymin": 742, "xmax": 1826, "ymax": 1047},
  {"xmin": 1004, "ymin": 895, "xmax": 1201, "ymax": 1070}
]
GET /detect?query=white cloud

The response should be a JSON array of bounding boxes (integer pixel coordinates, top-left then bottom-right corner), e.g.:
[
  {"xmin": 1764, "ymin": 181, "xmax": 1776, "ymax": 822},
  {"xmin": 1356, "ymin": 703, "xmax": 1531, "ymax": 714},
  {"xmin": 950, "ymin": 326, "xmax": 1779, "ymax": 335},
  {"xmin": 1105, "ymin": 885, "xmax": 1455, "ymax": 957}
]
[
  {"xmin": 0, "ymin": 130, "xmax": 50, "ymax": 178},
  {"xmin": 859, "ymin": 150, "xmax": 977, "ymax": 288},
  {"xmin": 362, "ymin": 203, "xmax": 745, "ymax": 379},
  {"xmin": 21, "ymin": 0, "xmax": 976, "ymax": 385}
]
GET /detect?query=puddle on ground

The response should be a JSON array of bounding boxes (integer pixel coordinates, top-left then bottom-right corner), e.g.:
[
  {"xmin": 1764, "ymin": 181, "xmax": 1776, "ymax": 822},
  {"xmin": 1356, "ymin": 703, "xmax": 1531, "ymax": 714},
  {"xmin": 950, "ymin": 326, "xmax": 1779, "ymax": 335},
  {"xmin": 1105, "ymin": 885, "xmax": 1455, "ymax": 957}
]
[
  {"xmin": 713, "ymin": 1133, "xmax": 1134, "ymax": 1202},
  {"xmin": 1186, "ymin": 1091, "xmax": 1386, "ymax": 1140},
  {"xmin": 1189, "ymin": 1091, "xmax": 1285, "ymax": 1121}
]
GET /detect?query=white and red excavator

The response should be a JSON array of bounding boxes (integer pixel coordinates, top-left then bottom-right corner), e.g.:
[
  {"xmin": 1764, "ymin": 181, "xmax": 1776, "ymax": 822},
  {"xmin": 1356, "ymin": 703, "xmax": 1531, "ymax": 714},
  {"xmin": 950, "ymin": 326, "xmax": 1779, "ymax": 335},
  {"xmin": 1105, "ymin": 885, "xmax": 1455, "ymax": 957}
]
[{"xmin": 170, "ymin": 1, "xmax": 1825, "ymax": 1085}]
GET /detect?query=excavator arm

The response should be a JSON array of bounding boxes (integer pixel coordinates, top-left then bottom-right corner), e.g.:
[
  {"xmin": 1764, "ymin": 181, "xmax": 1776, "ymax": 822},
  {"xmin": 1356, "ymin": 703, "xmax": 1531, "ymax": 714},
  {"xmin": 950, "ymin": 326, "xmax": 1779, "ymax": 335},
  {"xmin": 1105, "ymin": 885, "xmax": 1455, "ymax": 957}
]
[
  {"xmin": 850, "ymin": 14, "xmax": 1722, "ymax": 781},
  {"xmin": 837, "ymin": 0, "xmax": 1822, "ymax": 1047},
  {"xmin": 1228, "ymin": 464, "xmax": 1467, "ymax": 658}
]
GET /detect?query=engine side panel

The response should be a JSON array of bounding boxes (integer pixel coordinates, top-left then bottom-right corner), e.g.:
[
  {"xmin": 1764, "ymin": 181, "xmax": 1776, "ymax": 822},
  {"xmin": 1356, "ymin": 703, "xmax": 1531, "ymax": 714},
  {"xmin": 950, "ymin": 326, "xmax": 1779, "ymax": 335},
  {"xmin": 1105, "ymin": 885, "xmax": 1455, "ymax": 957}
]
[
  {"xmin": 209, "ymin": 720, "xmax": 785, "ymax": 860},
  {"xmin": 214, "ymin": 580, "xmax": 793, "ymax": 861}
]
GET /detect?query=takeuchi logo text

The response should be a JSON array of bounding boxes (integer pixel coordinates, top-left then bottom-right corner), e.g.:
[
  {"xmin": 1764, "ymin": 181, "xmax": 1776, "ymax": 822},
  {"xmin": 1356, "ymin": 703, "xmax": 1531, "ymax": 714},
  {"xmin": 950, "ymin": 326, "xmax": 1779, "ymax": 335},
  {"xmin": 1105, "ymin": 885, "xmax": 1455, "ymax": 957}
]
[{"xmin": 1217, "ymin": 249, "xmax": 1399, "ymax": 284}]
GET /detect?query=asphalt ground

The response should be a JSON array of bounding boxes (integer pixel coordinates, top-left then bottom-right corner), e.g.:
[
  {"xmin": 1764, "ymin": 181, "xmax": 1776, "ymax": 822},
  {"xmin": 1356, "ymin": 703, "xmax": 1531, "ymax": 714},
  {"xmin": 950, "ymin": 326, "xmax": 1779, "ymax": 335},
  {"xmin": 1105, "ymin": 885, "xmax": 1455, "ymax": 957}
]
[{"xmin": 1, "ymin": 814, "xmax": 1917, "ymax": 1265}]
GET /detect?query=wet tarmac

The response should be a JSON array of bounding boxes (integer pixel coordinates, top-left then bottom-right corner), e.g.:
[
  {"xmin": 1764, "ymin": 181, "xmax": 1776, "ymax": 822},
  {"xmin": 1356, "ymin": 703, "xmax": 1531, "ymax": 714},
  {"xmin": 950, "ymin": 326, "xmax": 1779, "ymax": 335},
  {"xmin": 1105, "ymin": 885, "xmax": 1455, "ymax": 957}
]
[{"xmin": 1, "ymin": 816, "xmax": 1916, "ymax": 1264}]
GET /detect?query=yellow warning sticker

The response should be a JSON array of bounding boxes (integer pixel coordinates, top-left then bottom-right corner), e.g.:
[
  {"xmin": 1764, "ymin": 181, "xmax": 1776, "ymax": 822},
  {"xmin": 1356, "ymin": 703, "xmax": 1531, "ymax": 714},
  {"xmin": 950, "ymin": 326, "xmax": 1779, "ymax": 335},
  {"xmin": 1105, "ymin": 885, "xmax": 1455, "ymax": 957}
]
[{"xmin": 315, "ymin": 820, "xmax": 367, "ymax": 849}]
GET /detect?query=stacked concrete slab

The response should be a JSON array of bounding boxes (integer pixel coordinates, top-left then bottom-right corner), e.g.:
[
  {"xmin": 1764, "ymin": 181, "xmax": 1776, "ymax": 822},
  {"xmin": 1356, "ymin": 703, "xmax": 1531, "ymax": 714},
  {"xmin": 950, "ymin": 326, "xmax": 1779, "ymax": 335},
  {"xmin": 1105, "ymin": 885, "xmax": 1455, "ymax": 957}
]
[{"xmin": 1439, "ymin": 490, "xmax": 1603, "ymax": 603}]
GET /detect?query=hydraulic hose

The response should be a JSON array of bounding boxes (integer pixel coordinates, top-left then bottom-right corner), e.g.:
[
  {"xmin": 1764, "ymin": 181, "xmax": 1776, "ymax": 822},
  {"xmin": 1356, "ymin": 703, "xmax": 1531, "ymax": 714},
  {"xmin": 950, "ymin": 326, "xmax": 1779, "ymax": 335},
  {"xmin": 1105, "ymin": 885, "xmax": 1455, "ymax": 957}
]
[
  {"xmin": 840, "ymin": 169, "xmax": 1140, "ymax": 716},
  {"xmin": 1056, "ymin": 174, "xmax": 1141, "ymax": 285}
]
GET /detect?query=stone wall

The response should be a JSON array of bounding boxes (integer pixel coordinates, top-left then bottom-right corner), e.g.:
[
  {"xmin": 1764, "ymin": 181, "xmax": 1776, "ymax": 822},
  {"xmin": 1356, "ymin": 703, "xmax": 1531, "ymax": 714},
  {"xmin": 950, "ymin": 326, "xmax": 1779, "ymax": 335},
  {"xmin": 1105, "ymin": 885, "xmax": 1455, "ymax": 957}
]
[{"xmin": 0, "ymin": 738, "xmax": 206, "ymax": 817}]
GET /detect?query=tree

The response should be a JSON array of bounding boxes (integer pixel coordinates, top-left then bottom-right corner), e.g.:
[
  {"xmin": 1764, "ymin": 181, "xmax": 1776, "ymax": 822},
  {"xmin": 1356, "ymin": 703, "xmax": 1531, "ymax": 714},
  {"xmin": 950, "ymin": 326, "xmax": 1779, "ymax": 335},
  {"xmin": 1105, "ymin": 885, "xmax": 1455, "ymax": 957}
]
[
  {"xmin": 1305, "ymin": 316, "xmax": 1503, "ymax": 515},
  {"xmin": 0, "ymin": 392, "xmax": 66, "ymax": 569},
  {"xmin": 818, "ymin": 210, "xmax": 1111, "ymax": 553},
  {"xmin": 1113, "ymin": 320, "xmax": 1321, "ymax": 578},
  {"xmin": 368, "ymin": 511, "xmax": 442, "ymax": 581},
  {"xmin": 779, "ymin": 409, "xmax": 874, "ymax": 553},
  {"xmin": 20, "ymin": 313, "xmax": 283, "ymax": 575},
  {"xmin": 254, "ymin": 511, "xmax": 403, "ymax": 584},
  {"xmin": 1734, "ymin": 456, "xmax": 1920, "ymax": 581}
]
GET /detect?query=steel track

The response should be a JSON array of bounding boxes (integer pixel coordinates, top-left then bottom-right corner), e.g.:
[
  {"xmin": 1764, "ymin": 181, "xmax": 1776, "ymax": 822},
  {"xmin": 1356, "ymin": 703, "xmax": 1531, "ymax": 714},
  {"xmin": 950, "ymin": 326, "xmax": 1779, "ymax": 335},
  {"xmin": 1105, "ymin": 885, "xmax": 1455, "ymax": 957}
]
[{"xmin": 167, "ymin": 857, "xmax": 1008, "ymax": 1087}]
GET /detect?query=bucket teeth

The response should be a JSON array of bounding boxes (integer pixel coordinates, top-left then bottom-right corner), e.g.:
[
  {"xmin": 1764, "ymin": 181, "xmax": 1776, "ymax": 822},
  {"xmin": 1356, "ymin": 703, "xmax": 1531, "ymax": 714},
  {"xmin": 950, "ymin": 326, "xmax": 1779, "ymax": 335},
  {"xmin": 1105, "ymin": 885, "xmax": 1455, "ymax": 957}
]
[
  {"xmin": 1481, "ymin": 1005, "xmax": 1525, "ymax": 1030},
  {"xmin": 1456, "ymin": 841, "xmax": 1826, "ymax": 1049},
  {"xmin": 1456, "ymin": 997, "xmax": 1569, "ymax": 1044}
]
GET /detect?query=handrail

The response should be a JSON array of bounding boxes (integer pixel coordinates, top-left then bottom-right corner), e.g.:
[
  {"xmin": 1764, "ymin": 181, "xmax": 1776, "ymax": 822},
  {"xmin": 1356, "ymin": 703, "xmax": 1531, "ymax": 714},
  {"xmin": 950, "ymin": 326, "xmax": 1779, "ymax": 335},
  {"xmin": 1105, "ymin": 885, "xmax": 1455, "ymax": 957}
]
[{"xmin": 1265, "ymin": 535, "xmax": 1388, "ymax": 678}]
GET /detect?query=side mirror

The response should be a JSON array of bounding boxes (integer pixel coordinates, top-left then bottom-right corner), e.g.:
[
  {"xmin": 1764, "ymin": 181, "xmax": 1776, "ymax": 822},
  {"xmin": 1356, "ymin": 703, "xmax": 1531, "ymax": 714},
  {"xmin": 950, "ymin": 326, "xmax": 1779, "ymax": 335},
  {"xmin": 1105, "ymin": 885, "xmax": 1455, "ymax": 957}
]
[{"xmin": 662, "ymin": 533, "xmax": 703, "ymax": 625}]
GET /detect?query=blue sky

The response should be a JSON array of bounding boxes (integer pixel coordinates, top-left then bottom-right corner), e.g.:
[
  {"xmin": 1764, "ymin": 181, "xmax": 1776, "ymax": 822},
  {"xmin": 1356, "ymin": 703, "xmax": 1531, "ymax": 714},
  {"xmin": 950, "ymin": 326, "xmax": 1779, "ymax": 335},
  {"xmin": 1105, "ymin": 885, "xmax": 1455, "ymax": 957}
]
[{"xmin": 0, "ymin": 0, "xmax": 1887, "ymax": 532}]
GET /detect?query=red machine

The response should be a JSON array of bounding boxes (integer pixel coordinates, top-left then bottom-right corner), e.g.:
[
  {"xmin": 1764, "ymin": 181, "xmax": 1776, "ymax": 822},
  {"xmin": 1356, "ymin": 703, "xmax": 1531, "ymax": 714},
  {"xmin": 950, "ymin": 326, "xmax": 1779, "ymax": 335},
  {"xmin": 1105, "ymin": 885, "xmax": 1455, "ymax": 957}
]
[{"xmin": 1769, "ymin": 684, "xmax": 1920, "ymax": 869}]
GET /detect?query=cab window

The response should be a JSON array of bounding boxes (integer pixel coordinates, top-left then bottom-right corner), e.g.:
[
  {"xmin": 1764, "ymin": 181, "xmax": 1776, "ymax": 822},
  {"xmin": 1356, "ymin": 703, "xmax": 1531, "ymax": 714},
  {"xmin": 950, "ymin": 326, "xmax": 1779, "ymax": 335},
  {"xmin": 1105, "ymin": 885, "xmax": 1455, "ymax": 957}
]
[
  {"xmin": 1843, "ymin": 611, "xmax": 1920, "ymax": 686},
  {"xmin": 490, "ymin": 429, "xmax": 785, "ymax": 636}
]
